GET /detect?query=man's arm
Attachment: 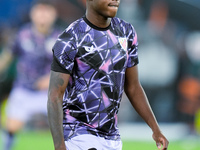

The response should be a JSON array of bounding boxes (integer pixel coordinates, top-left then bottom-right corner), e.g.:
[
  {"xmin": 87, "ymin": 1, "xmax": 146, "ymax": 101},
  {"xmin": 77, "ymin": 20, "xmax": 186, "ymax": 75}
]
[
  {"xmin": 124, "ymin": 65, "xmax": 169, "ymax": 150},
  {"xmin": 47, "ymin": 70, "xmax": 70, "ymax": 150}
]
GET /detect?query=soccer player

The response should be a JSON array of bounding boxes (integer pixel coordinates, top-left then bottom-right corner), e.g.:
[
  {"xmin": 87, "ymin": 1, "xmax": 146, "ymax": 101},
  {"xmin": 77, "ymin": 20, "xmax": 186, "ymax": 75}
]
[
  {"xmin": 48, "ymin": 0, "xmax": 169, "ymax": 150},
  {"xmin": 4, "ymin": 0, "xmax": 60, "ymax": 150}
]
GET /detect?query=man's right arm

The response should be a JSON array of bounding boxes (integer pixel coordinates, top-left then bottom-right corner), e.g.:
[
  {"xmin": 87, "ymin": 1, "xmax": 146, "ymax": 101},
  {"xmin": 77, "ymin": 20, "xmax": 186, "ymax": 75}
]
[{"xmin": 47, "ymin": 70, "xmax": 70, "ymax": 150}]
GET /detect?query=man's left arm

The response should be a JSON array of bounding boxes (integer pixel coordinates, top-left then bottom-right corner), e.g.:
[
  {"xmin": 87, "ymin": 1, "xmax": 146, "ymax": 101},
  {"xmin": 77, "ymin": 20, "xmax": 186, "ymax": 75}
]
[{"xmin": 124, "ymin": 65, "xmax": 169, "ymax": 150}]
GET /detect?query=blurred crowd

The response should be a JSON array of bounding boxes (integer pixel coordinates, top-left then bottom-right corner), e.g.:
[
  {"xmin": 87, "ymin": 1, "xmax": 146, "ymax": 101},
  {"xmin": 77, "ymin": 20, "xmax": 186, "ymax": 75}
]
[
  {"xmin": 0, "ymin": 0, "xmax": 200, "ymax": 139},
  {"xmin": 117, "ymin": 0, "xmax": 200, "ymax": 136}
]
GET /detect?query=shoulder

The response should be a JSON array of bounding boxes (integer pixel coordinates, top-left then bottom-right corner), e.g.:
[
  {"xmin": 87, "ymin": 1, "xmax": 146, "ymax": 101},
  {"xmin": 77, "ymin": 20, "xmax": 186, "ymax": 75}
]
[
  {"xmin": 17, "ymin": 23, "xmax": 32, "ymax": 37},
  {"xmin": 111, "ymin": 17, "xmax": 136, "ymax": 35},
  {"xmin": 64, "ymin": 17, "xmax": 86, "ymax": 34},
  {"xmin": 111, "ymin": 17, "xmax": 127, "ymax": 25},
  {"xmin": 12, "ymin": 23, "xmax": 33, "ymax": 46},
  {"xmin": 111, "ymin": 17, "xmax": 133, "ymax": 29},
  {"xmin": 58, "ymin": 17, "xmax": 86, "ymax": 41}
]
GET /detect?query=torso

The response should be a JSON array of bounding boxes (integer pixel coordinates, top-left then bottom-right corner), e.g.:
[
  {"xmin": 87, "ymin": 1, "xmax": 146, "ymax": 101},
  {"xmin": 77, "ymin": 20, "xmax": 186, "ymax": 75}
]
[{"xmin": 53, "ymin": 16, "xmax": 138, "ymax": 140}]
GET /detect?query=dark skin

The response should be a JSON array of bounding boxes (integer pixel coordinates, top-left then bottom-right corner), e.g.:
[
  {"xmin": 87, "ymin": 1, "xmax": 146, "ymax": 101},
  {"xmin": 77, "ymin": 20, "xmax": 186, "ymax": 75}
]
[
  {"xmin": 124, "ymin": 66, "xmax": 169, "ymax": 150},
  {"xmin": 47, "ymin": 0, "xmax": 169, "ymax": 150},
  {"xmin": 48, "ymin": 72, "xmax": 70, "ymax": 150},
  {"xmin": 86, "ymin": 0, "xmax": 120, "ymax": 27}
]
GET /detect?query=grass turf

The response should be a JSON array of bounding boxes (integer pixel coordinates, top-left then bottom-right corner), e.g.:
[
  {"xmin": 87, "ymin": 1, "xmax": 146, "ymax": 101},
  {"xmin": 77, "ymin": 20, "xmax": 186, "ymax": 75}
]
[{"xmin": 0, "ymin": 130, "xmax": 200, "ymax": 150}]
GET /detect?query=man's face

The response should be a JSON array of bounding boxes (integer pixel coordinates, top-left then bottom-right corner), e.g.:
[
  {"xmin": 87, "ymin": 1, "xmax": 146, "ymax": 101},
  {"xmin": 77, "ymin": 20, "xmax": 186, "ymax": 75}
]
[
  {"xmin": 31, "ymin": 4, "xmax": 57, "ymax": 30},
  {"xmin": 90, "ymin": 0, "xmax": 120, "ymax": 18}
]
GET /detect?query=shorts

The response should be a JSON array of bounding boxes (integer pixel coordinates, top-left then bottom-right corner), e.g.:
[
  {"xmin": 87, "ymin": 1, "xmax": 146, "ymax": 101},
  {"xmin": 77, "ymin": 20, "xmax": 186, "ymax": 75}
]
[
  {"xmin": 6, "ymin": 87, "xmax": 48, "ymax": 122},
  {"xmin": 65, "ymin": 134, "xmax": 122, "ymax": 150}
]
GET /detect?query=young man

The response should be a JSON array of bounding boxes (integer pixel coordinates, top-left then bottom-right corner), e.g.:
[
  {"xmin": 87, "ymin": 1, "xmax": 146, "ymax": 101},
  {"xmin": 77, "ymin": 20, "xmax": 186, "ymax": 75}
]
[
  {"xmin": 48, "ymin": 0, "xmax": 169, "ymax": 150},
  {"xmin": 4, "ymin": 0, "xmax": 60, "ymax": 149}
]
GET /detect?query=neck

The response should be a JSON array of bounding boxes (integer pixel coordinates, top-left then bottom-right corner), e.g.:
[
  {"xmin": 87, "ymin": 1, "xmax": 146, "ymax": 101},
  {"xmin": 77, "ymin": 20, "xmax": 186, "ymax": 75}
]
[
  {"xmin": 86, "ymin": 11, "xmax": 111, "ymax": 28},
  {"xmin": 34, "ymin": 25, "xmax": 51, "ymax": 35},
  {"xmin": 32, "ymin": 25, "xmax": 52, "ymax": 37}
]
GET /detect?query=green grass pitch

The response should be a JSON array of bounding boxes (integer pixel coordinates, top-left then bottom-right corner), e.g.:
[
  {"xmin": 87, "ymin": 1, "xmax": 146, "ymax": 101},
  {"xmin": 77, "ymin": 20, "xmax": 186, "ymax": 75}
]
[{"xmin": 0, "ymin": 130, "xmax": 200, "ymax": 150}]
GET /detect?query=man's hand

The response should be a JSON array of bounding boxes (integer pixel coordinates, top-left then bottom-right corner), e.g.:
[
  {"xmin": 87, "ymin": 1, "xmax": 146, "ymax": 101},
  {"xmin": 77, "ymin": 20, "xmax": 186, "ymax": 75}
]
[
  {"xmin": 34, "ymin": 74, "xmax": 50, "ymax": 90},
  {"xmin": 152, "ymin": 132, "xmax": 169, "ymax": 150}
]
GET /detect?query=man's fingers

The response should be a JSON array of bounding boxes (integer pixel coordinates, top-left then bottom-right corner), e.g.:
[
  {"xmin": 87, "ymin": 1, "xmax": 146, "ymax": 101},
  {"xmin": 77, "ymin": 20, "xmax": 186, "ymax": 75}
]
[
  {"xmin": 153, "ymin": 132, "xmax": 169, "ymax": 150},
  {"xmin": 156, "ymin": 137, "xmax": 168, "ymax": 150},
  {"xmin": 160, "ymin": 137, "xmax": 168, "ymax": 150},
  {"xmin": 156, "ymin": 142, "xmax": 161, "ymax": 149}
]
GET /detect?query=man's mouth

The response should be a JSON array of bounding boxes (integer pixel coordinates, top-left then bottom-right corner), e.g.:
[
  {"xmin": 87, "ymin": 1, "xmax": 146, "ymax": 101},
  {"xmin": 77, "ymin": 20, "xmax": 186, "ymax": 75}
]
[{"xmin": 108, "ymin": 2, "xmax": 119, "ymax": 8}]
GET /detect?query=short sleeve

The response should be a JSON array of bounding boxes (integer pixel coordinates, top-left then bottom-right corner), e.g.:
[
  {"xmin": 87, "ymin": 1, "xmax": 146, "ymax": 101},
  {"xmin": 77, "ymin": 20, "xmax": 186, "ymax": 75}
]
[
  {"xmin": 51, "ymin": 30, "xmax": 77, "ymax": 74},
  {"xmin": 126, "ymin": 24, "xmax": 139, "ymax": 68}
]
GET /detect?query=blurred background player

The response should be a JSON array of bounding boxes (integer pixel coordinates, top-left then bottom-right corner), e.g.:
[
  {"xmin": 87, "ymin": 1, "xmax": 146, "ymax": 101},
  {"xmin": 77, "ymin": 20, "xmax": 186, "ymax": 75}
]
[{"xmin": 2, "ymin": 0, "xmax": 60, "ymax": 149}]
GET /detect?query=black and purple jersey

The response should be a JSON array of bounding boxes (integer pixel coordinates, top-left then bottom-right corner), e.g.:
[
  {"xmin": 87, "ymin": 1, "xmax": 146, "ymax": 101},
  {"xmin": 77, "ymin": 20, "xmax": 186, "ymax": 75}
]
[
  {"xmin": 12, "ymin": 24, "xmax": 60, "ymax": 90},
  {"xmin": 52, "ymin": 16, "xmax": 138, "ymax": 141}
]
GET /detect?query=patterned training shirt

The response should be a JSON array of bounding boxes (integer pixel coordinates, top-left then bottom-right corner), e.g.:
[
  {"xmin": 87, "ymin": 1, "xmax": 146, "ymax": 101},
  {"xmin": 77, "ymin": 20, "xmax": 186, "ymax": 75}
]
[
  {"xmin": 12, "ymin": 23, "xmax": 60, "ymax": 90},
  {"xmin": 51, "ymin": 16, "xmax": 139, "ymax": 141}
]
